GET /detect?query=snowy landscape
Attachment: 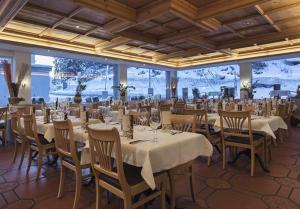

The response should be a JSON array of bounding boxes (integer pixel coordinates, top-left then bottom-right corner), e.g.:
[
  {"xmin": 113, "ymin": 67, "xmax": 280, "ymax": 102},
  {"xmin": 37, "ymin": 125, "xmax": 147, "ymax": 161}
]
[
  {"xmin": 3, "ymin": 55, "xmax": 300, "ymax": 106},
  {"xmin": 252, "ymin": 58, "xmax": 300, "ymax": 98}
]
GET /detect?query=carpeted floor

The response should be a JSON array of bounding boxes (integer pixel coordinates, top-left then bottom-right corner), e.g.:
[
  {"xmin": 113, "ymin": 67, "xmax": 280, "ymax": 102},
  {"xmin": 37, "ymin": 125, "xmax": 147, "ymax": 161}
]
[{"xmin": 0, "ymin": 127, "xmax": 300, "ymax": 209}]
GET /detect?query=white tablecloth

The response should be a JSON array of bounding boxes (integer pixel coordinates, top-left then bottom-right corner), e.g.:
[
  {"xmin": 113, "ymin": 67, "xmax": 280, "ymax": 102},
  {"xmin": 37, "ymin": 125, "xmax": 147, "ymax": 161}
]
[
  {"xmin": 33, "ymin": 116, "xmax": 101, "ymax": 142},
  {"xmin": 74, "ymin": 124, "xmax": 213, "ymax": 189},
  {"xmin": 214, "ymin": 115, "xmax": 287, "ymax": 139}
]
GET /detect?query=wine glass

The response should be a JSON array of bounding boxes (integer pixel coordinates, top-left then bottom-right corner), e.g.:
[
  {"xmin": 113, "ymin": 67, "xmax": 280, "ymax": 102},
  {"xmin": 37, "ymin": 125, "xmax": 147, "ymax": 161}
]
[
  {"xmin": 104, "ymin": 112, "xmax": 112, "ymax": 128},
  {"xmin": 149, "ymin": 113, "xmax": 160, "ymax": 142}
]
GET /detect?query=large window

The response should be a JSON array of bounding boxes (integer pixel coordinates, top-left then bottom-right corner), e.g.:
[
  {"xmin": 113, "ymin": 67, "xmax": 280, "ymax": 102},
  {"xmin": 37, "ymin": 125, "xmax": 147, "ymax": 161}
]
[
  {"xmin": 127, "ymin": 67, "xmax": 166, "ymax": 100},
  {"xmin": 177, "ymin": 65, "xmax": 240, "ymax": 99},
  {"xmin": 252, "ymin": 58, "xmax": 300, "ymax": 98},
  {"xmin": 0, "ymin": 57, "xmax": 12, "ymax": 106},
  {"xmin": 32, "ymin": 55, "xmax": 116, "ymax": 102}
]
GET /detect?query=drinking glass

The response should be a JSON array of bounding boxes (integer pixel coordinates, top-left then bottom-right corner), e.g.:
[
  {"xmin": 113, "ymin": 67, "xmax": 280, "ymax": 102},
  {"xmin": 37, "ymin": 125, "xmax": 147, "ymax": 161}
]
[
  {"xmin": 104, "ymin": 113, "xmax": 112, "ymax": 128},
  {"xmin": 149, "ymin": 113, "xmax": 160, "ymax": 142}
]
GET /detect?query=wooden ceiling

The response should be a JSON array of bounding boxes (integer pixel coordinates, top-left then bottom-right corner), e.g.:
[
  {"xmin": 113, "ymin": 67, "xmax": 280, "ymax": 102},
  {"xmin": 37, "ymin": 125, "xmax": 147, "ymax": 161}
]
[{"xmin": 1, "ymin": 0, "xmax": 300, "ymax": 68}]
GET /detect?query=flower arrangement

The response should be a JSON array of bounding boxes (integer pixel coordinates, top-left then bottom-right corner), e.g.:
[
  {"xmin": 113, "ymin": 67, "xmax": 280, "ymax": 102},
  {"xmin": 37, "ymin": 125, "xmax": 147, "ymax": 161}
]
[
  {"xmin": 171, "ymin": 78, "xmax": 178, "ymax": 97},
  {"xmin": 240, "ymin": 81, "xmax": 255, "ymax": 99},
  {"xmin": 2, "ymin": 61, "xmax": 27, "ymax": 104},
  {"xmin": 74, "ymin": 80, "xmax": 86, "ymax": 103},
  {"xmin": 113, "ymin": 83, "xmax": 135, "ymax": 99}
]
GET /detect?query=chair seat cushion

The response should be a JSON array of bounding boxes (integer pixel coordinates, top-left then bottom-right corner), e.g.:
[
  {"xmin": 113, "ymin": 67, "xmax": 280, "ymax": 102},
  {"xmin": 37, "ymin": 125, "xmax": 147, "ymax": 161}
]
[{"xmin": 225, "ymin": 133, "xmax": 265, "ymax": 144}]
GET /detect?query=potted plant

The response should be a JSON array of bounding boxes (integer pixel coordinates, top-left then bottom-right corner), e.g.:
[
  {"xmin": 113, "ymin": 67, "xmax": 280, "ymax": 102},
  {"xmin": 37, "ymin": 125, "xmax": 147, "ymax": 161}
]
[
  {"xmin": 171, "ymin": 78, "xmax": 178, "ymax": 98},
  {"xmin": 240, "ymin": 82, "xmax": 255, "ymax": 100},
  {"xmin": 113, "ymin": 83, "xmax": 135, "ymax": 102},
  {"xmin": 192, "ymin": 87, "xmax": 200, "ymax": 100},
  {"xmin": 74, "ymin": 80, "xmax": 86, "ymax": 104}
]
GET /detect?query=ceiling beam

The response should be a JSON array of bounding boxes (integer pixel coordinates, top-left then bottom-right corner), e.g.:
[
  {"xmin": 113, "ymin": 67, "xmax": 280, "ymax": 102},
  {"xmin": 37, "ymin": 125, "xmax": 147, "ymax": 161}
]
[
  {"xmin": 101, "ymin": 0, "xmax": 171, "ymax": 33},
  {"xmin": 95, "ymin": 37, "xmax": 131, "ymax": 51},
  {"xmin": 0, "ymin": 0, "xmax": 29, "ymax": 32},
  {"xmin": 197, "ymin": 0, "xmax": 269, "ymax": 20},
  {"xmin": 73, "ymin": 0, "xmax": 136, "ymax": 22},
  {"xmin": 265, "ymin": 1, "xmax": 300, "ymax": 15},
  {"xmin": 39, "ymin": 7, "xmax": 83, "ymax": 36},
  {"xmin": 218, "ymin": 28, "xmax": 300, "ymax": 50},
  {"xmin": 254, "ymin": 5, "xmax": 281, "ymax": 32},
  {"xmin": 69, "ymin": 26, "xmax": 103, "ymax": 42}
]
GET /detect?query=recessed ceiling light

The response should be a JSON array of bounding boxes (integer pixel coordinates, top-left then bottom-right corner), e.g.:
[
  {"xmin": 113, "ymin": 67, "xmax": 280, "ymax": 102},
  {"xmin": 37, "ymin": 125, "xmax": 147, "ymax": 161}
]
[{"xmin": 76, "ymin": 25, "xmax": 80, "ymax": 29}]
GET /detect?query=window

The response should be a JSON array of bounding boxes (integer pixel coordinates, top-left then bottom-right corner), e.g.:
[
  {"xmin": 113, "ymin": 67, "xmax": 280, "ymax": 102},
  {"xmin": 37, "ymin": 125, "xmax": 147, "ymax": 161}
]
[
  {"xmin": 252, "ymin": 58, "xmax": 300, "ymax": 99},
  {"xmin": 177, "ymin": 65, "xmax": 240, "ymax": 99},
  {"xmin": 32, "ymin": 55, "xmax": 116, "ymax": 102},
  {"xmin": 0, "ymin": 57, "xmax": 12, "ymax": 106},
  {"xmin": 127, "ymin": 67, "xmax": 166, "ymax": 100}
]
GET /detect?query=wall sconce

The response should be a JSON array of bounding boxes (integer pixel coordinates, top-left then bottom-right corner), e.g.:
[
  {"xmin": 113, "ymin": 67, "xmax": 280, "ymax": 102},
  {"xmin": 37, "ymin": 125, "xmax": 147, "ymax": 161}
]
[{"xmin": 21, "ymin": 83, "xmax": 26, "ymax": 88}]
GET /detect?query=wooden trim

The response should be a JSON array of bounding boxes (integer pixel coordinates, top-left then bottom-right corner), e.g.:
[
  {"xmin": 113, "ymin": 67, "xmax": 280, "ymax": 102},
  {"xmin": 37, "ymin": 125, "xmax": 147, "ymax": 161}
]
[
  {"xmin": 0, "ymin": 0, "xmax": 28, "ymax": 31},
  {"xmin": 254, "ymin": 5, "xmax": 281, "ymax": 32}
]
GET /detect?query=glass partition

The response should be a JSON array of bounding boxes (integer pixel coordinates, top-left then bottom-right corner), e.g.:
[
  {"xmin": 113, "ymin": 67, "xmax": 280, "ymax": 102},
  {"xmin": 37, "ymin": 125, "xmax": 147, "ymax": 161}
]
[
  {"xmin": 177, "ymin": 65, "xmax": 240, "ymax": 99},
  {"xmin": 252, "ymin": 58, "xmax": 300, "ymax": 98},
  {"xmin": 127, "ymin": 67, "xmax": 166, "ymax": 100},
  {"xmin": 32, "ymin": 55, "xmax": 116, "ymax": 103}
]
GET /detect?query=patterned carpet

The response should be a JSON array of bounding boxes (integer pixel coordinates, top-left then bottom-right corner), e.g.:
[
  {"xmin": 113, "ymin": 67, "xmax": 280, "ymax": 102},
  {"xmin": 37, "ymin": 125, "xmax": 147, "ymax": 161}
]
[{"xmin": 0, "ymin": 127, "xmax": 300, "ymax": 209}]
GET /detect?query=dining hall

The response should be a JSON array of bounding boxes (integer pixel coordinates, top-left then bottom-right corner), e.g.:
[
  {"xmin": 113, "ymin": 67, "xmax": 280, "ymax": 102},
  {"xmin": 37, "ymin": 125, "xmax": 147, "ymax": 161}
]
[{"xmin": 1, "ymin": 0, "xmax": 300, "ymax": 208}]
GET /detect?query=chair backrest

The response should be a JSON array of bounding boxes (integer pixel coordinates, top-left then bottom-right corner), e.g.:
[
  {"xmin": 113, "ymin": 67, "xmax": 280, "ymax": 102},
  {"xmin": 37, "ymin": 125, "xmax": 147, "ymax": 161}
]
[
  {"xmin": 158, "ymin": 104, "xmax": 171, "ymax": 111},
  {"xmin": 88, "ymin": 127, "xmax": 129, "ymax": 193},
  {"xmin": 137, "ymin": 104, "xmax": 151, "ymax": 113},
  {"xmin": 129, "ymin": 111, "xmax": 150, "ymax": 126},
  {"xmin": 88, "ymin": 109, "xmax": 104, "ymax": 122},
  {"xmin": 10, "ymin": 112, "xmax": 20, "ymax": 136},
  {"xmin": 69, "ymin": 107, "xmax": 80, "ymax": 117},
  {"xmin": 170, "ymin": 114, "xmax": 196, "ymax": 132},
  {"xmin": 219, "ymin": 110, "xmax": 253, "ymax": 144},
  {"xmin": 173, "ymin": 103, "xmax": 186, "ymax": 115},
  {"xmin": 276, "ymin": 104, "xmax": 286, "ymax": 119},
  {"xmin": 184, "ymin": 109, "xmax": 209, "ymax": 136},
  {"xmin": 53, "ymin": 119, "xmax": 80, "ymax": 164},
  {"xmin": 22, "ymin": 114, "xmax": 41, "ymax": 146}
]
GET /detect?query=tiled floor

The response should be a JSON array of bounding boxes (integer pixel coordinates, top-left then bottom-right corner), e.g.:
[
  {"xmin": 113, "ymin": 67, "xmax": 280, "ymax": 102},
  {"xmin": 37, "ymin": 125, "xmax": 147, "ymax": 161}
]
[{"xmin": 1, "ymin": 127, "xmax": 300, "ymax": 209}]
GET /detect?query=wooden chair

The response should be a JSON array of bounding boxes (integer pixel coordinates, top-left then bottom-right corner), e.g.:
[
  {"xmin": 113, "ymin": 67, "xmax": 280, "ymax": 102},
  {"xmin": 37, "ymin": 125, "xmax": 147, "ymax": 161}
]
[
  {"xmin": 53, "ymin": 120, "xmax": 91, "ymax": 209},
  {"xmin": 69, "ymin": 107, "xmax": 80, "ymax": 117},
  {"xmin": 158, "ymin": 104, "xmax": 171, "ymax": 112},
  {"xmin": 275, "ymin": 104, "xmax": 288, "ymax": 143},
  {"xmin": 219, "ymin": 110, "xmax": 266, "ymax": 176},
  {"xmin": 22, "ymin": 114, "xmax": 56, "ymax": 180},
  {"xmin": 173, "ymin": 103, "xmax": 186, "ymax": 115},
  {"xmin": 87, "ymin": 127, "xmax": 167, "ymax": 209},
  {"xmin": 11, "ymin": 112, "xmax": 27, "ymax": 167},
  {"xmin": 0, "ymin": 107, "xmax": 8, "ymax": 146},
  {"xmin": 168, "ymin": 114, "xmax": 196, "ymax": 209},
  {"xmin": 129, "ymin": 111, "xmax": 150, "ymax": 126},
  {"xmin": 137, "ymin": 103, "xmax": 151, "ymax": 114},
  {"xmin": 88, "ymin": 109, "xmax": 104, "ymax": 122},
  {"xmin": 184, "ymin": 109, "xmax": 221, "ymax": 166}
]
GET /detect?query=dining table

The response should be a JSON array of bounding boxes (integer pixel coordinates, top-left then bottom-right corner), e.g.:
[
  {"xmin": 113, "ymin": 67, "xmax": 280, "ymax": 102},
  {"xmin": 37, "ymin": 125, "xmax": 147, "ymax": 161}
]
[{"xmin": 73, "ymin": 124, "xmax": 212, "ymax": 190}]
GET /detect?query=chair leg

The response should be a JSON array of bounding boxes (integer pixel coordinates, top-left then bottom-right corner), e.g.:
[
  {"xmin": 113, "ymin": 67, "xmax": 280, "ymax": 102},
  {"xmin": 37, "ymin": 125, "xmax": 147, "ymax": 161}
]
[
  {"xmin": 57, "ymin": 163, "xmax": 66, "ymax": 198},
  {"xmin": 168, "ymin": 172, "xmax": 176, "ymax": 209},
  {"xmin": 12, "ymin": 141, "xmax": 19, "ymax": 164},
  {"xmin": 189, "ymin": 166, "xmax": 196, "ymax": 202},
  {"xmin": 26, "ymin": 148, "xmax": 33, "ymax": 174},
  {"xmin": 73, "ymin": 169, "xmax": 82, "ymax": 209},
  {"xmin": 36, "ymin": 154, "xmax": 43, "ymax": 181},
  {"xmin": 250, "ymin": 148, "xmax": 255, "ymax": 177},
  {"xmin": 18, "ymin": 142, "xmax": 27, "ymax": 169},
  {"xmin": 222, "ymin": 144, "xmax": 226, "ymax": 169},
  {"xmin": 207, "ymin": 156, "xmax": 211, "ymax": 166},
  {"xmin": 95, "ymin": 183, "xmax": 102, "ymax": 209}
]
